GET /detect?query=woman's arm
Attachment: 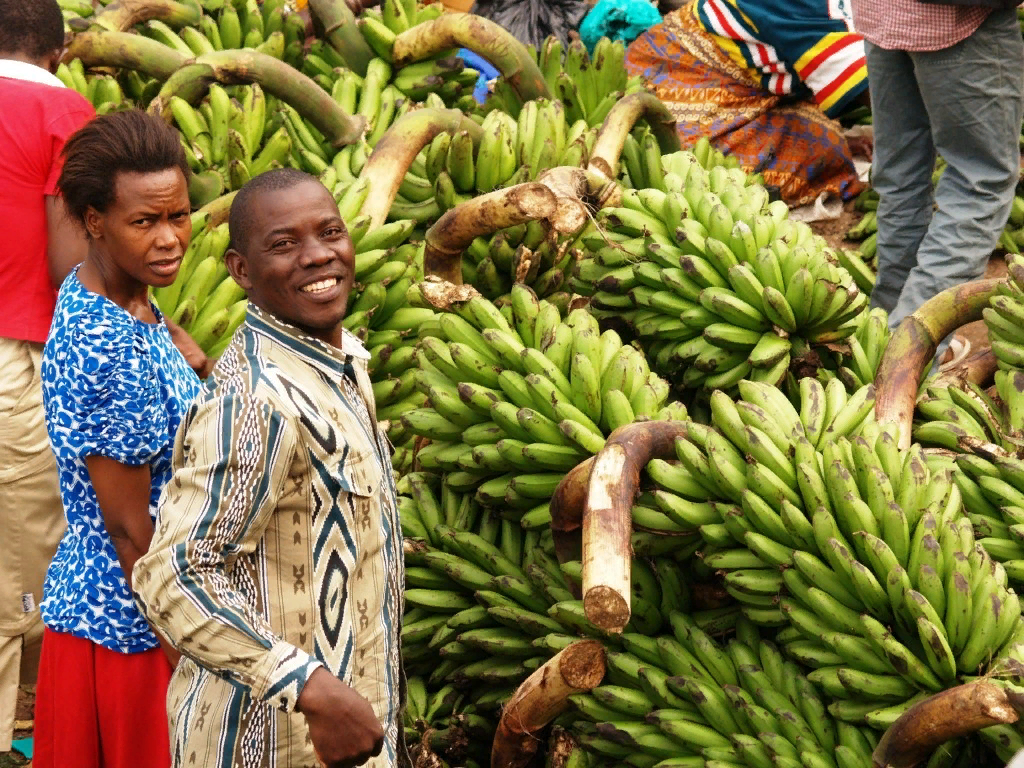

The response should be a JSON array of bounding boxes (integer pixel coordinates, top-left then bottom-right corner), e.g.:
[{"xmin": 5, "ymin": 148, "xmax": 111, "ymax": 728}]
[{"xmin": 84, "ymin": 454, "xmax": 180, "ymax": 667}]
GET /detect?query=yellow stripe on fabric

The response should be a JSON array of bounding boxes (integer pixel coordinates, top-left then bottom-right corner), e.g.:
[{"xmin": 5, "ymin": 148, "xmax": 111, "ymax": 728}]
[{"xmin": 818, "ymin": 62, "xmax": 867, "ymax": 113}]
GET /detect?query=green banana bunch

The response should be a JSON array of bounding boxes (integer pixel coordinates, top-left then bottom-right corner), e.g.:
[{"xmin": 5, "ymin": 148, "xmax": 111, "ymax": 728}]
[
  {"xmin": 635, "ymin": 379, "xmax": 1022, "ymax": 749},
  {"xmin": 398, "ymin": 283, "xmax": 682, "ymax": 512},
  {"xmin": 561, "ymin": 614, "xmax": 873, "ymax": 768},
  {"xmin": 571, "ymin": 148, "xmax": 867, "ymax": 391},
  {"xmin": 984, "ymin": 254, "xmax": 1024, "ymax": 373},
  {"xmin": 387, "ymin": 100, "xmax": 597, "ymax": 232},
  {"xmin": 485, "ymin": 36, "xmax": 647, "ymax": 125},
  {"xmin": 55, "ymin": 60, "xmax": 134, "ymax": 115}
]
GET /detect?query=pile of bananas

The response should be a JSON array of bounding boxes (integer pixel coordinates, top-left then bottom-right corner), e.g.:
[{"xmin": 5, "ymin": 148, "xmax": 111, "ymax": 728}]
[
  {"xmin": 562, "ymin": 616, "xmax": 883, "ymax": 768},
  {"xmin": 398, "ymin": 469, "xmax": 719, "ymax": 767},
  {"xmin": 571, "ymin": 146, "xmax": 874, "ymax": 391},
  {"xmin": 390, "ymin": 99, "xmax": 599, "ymax": 226},
  {"xmin": 396, "ymin": 284, "xmax": 687, "ymax": 520},
  {"xmin": 526, "ymin": 380, "xmax": 1023, "ymax": 766}
]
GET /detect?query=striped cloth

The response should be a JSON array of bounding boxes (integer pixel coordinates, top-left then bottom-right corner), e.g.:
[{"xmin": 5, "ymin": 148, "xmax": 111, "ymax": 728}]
[
  {"xmin": 851, "ymin": 0, "xmax": 989, "ymax": 51},
  {"xmin": 626, "ymin": 2, "xmax": 866, "ymax": 204},
  {"xmin": 135, "ymin": 304, "xmax": 407, "ymax": 768},
  {"xmin": 694, "ymin": 0, "xmax": 867, "ymax": 118}
]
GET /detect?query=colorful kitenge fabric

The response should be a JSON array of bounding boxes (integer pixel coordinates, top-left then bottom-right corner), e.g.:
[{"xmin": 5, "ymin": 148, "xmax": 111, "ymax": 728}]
[
  {"xmin": 40, "ymin": 268, "xmax": 201, "ymax": 654},
  {"xmin": 626, "ymin": 1, "xmax": 867, "ymax": 205},
  {"xmin": 135, "ymin": 304, "xmax": 406, "ymax": 768}
]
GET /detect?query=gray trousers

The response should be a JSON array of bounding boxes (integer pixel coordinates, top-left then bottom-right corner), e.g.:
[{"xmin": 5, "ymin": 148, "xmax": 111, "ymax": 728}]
[{"xmin": 866, "ymin": 8, "xmax": 1024, "ymax": 331}]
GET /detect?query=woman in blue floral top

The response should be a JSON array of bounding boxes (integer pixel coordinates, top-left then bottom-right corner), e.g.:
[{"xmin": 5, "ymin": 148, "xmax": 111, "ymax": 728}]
[{"xmin": 34, "ymin": 110, "xmax": 211, "ymax": 768}]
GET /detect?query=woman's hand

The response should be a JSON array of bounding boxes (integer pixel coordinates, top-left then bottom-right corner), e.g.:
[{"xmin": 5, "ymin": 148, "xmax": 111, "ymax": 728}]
[
  {"xmin": 164, "ymin": 316, "xmax": 214, "ymax": 378},
  {"xmin": 297, "ymin": 668, "xmax": 384, "ymax": 768}
]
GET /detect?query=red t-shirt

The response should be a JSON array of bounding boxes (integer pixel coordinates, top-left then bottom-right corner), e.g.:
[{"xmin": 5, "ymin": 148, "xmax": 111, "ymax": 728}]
[{"xmin": 0, "ymin": 75, "xmax": 94, "ymax": 344}]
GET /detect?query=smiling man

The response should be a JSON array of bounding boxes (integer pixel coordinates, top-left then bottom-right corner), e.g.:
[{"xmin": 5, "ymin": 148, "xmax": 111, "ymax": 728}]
[{"xmin": 134, "ymin": 169, "xmax": 408, "ymax": 768}]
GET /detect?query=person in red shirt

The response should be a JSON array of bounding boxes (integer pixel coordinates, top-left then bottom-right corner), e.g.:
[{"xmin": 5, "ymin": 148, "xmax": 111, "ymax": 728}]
[{"xmin": 0, "ymin": 0, "xmax": 95, "ymax": 760}]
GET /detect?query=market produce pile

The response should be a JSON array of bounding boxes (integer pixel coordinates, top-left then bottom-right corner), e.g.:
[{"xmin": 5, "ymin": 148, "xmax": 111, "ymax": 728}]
[{"xmin": 54, "ymin": 0, "xmax": 1024, "ymax": 766}]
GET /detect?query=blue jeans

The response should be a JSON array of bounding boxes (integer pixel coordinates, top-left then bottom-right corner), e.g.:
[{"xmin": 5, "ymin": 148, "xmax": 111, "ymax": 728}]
[{"xmin": 866, "ymin": 8, "xmax": 1024, "ymax": 331}]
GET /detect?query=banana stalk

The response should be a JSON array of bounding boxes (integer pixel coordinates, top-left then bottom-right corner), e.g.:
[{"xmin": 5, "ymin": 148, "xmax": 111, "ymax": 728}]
[
  {"xmin": 550, "ymin": 456, "xmax": 596, "ymax": 569},
  {"xmin": 359, "ymin": 108, "xmax": 483, "ymax": 229},
  {"xmin": 490, "ymin": 640, "xmax": 606, "ymax": 768},
  {"xmin": 587, "ymin": 92, "xmax": 681, "ymax": 181},
  {"xmin": 873, "ymin": 681, "xmax": 1021, "ymax": 768},
  {"xmin": 66, "ymin": 29, "xmax": 188, "ymax": 81},
  {"xmin": 147, "ymin": 50, "xmax": 365, "ymax": 148},
  {"xmin": 582, "ymin": 420, "xmax": 690, "ymax": 633},
  {"xmin": 307, "ymin": 0, "xmax": 375, "ymax": 76},
  {"xmin": 875, "ymin": 278, "xmax": 1001, "ymax": 449},
  {"xmin": 88, "ymin": 0, "xmax": 202, "ymax": 32},
  {"xmin": 423, "ymin": 183, "xmax": 559, "ymax": 284},
  {"xmin": 930, "ymin": 343, "xmax": 998, "ymax": 391},
  {"xmin": 391, "ymin": 13, "xmax": 551, "ymax": 105}
]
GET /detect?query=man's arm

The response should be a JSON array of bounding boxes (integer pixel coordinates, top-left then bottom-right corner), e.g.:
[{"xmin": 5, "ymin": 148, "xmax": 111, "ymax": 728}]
[{"xmin": 45, "ymin": 195, "xmax": 88, "ymax": 290}]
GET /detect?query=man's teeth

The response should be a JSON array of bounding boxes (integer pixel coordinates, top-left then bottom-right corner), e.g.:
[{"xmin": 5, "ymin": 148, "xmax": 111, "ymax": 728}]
[{"xmin": 301, "ymin": 278, "xmax": 338, "ymax": 294}]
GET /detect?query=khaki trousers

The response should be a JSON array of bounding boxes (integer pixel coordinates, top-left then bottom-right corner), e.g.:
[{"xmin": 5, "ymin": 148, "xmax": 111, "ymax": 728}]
[{"xmin": 0, "ymin": 338, "xmax": 64, "ymax": 751}]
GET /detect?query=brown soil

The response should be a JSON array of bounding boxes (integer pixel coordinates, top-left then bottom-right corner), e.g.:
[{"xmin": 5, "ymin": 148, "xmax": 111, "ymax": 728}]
[
  {"xmin": 808, "ymin": 203, "xmax": 864, "ymax": 253},
  {"xmin": 0, "ymin": 686, "xmax": 34, "ymax": 767}
]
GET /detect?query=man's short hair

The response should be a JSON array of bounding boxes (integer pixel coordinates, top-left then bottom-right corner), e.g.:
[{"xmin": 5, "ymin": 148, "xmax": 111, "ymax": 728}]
[
  {"xmin": 0, "ymin": 0, "xmax": 65, "ymax": 60},
  {"xmin": 228, "ymin": 168, "xmax": 322, "ymax": 254}
]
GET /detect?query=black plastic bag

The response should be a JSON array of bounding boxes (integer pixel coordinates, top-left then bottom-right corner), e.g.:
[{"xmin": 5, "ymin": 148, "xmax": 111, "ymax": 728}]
[{"xmin": 470, "ymin": 0, "xmax": 590, "ymax": 49}]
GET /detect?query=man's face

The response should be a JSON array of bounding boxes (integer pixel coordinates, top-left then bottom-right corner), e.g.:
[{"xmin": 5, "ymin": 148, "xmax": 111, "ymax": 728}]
[{"xmin": 227, "ymin": 179, "xmax": 355, "ymax": 348}]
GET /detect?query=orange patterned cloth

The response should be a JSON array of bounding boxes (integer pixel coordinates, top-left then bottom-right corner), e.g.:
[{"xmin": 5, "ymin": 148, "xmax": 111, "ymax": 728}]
[{"xmin": 625, "ymin": 3, "xmax": 864, "ymax": 206}]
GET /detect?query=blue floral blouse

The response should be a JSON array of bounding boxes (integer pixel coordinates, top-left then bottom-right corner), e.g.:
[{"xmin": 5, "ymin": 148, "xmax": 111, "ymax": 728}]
[{"xmin": 40, "ymin": 268, "xmax": 201, "ymax": 653}]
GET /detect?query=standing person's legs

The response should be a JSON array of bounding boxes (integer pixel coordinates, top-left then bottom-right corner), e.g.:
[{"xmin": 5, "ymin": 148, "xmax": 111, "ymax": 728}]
[
  {"xmin": 891, "ymin": 8, "xmax": 1024, "ymax": 328},
  {"xmin": 0, "ymin": 339, "xmax": 64, "ymax": 753},
  {"xmin": 864, "ymin": 42, "xmax": 937, "ymax": 317},
  {"xmin": 95, "ymin": 644, "xmax": 172, "ymax": 768}
]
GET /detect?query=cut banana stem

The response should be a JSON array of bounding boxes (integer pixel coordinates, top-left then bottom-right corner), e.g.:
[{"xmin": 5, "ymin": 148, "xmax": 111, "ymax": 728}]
[
  {"xmin": 66, "ymin": 29, "xmax": 188, "ymax": 80},
  {"xmin": 423, "ymin": 183, "xmax": 558, "ymax": 284},
  {"xmin": 873, "ymin": 681, "xmax": 1020, "ymax": 768},
  {"xmin": 306, "ymin": 0, "xmax": 375, "ymax": 76},
  {"xmin": 587, "ymin": 92, "xmax": 681, "ymax": 181},
  {"xmin": 550, "ymin": 455, "xmax": 596, "ymax": 570},
  {"xmin": 391, "ymin": 13, "xmax": 551, "ymax": 104},
  {"xmin": 490, "ymin": 639, "xmax": 606, "ymax": 768},
  {"xmin": 87, "ymin": 0, "xmax": 202, "ymax": 33},
  {"xmin": 584, "ymin": 420, "xmax": 691, "ymax": 633},
  {"xmin": 148, "ymin": 50, "xmax": 366, "ymax": 148},
  {"xmin": 875, "ymin": 278, "xmax": 1001, "ymax": 449},
  {"xmin": 359, "ymin": 108, "xmax": 482, "ymax": 229}
]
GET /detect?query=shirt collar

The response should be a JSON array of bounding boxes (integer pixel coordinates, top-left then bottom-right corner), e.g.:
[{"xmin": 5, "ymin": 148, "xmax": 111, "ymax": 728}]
[
  {"xmin": 0, "ymin": 59, "xmax": 66, "ymax": 88},
  {"xmin": 245, "ymin": 304, "xmax": 370, "ymax": 376}
]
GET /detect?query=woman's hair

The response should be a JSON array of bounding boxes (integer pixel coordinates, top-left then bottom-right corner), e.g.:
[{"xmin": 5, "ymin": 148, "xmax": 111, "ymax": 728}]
[{"xmin": 58, "ymin": 109, "xmax": 191, "ymax": 225}]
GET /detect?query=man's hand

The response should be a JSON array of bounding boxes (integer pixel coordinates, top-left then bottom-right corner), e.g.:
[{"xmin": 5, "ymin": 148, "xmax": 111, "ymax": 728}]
[
  {"xmin": 297, "ymin": 668, "xmax": 384, "ymax": 768},
  {"xmin": 164, "ymin": 316, "xmax": 214, "ymax": 378}
]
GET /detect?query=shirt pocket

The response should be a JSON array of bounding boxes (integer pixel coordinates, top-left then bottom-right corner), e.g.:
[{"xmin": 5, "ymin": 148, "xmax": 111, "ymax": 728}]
[{"xmin": 334, "ymin": 434, "xmax": 384, "ymax": 499}]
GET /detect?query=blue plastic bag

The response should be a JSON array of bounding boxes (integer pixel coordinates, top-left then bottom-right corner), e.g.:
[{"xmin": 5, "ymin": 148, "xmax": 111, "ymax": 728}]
[
  {"xmin": 580, "ymin": 0, "xmax": 661, "ymax": 52},
  {"xmin": 457, "ymin": 49, "xmax": 501, "ymax": 104}
]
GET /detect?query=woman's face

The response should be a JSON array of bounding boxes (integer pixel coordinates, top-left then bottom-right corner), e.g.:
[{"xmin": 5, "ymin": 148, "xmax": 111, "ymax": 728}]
[{"xmin": 84, "ymin": 167, "xmax": 192, "ymax": 288}]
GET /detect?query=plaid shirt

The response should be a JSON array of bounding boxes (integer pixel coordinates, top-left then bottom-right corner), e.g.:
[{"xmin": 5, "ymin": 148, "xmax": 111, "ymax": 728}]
[{"xmin": 851, "ymin": 0, "xmax": 990, "ymax": 50}]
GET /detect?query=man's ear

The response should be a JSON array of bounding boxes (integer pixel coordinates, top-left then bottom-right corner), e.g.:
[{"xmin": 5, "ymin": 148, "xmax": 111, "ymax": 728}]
[
  {"xmin": 44, "ymin": 47, "xmax": 63, "ymax": 75},
  {"xmin": 224, "ymin": 248, "xmax": 253, "ymax": 291}
]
